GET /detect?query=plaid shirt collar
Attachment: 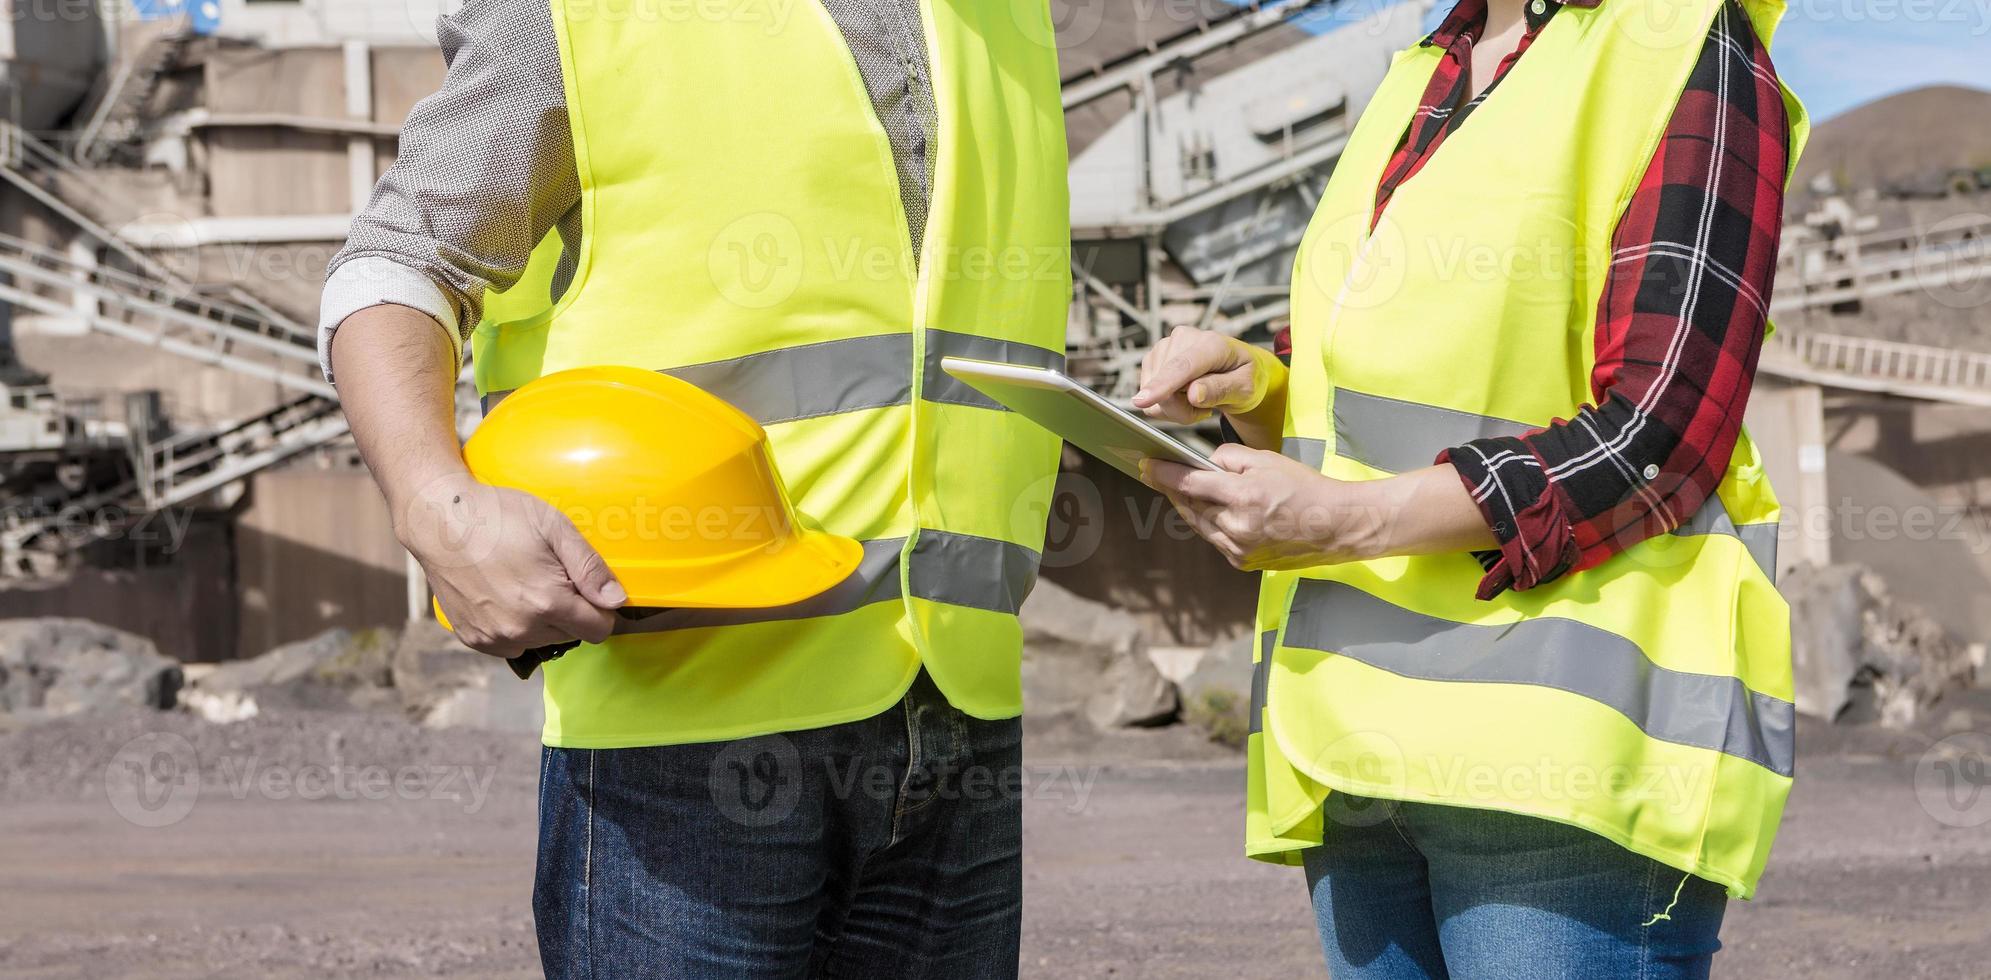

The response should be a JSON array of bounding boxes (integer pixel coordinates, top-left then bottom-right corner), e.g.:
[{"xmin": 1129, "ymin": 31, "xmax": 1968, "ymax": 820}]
[{"xmin": 1424, "ymin": 0, "xmax": 1605, "ymax": 47}]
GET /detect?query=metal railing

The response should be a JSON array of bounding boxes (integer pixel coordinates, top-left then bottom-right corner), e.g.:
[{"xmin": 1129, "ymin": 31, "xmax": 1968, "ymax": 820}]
[
  {"xmin": 0, "ymin": 140, "xmax": 350, "ymax": 564},
  {"xmin": 1761, "ymin": 329, "xmax": 1991, "ymax": 407},
  {"xmin": 1, "ymin": 121, "xmax": 316, "ymax": 336},
  {"xmin": 0, "ymin": 233, "xmax": 325, "ymax": 394},
  {"xmin": 0, "ymin": 229, "xmax": 349, "ymax": 560},
  {"xmin": 1, "ymin": 394, "xmax": 351, "ymax": 553},
  {"xmin": 1772, "ymin": 213, "xmax": 1991, "ymax": 315}
]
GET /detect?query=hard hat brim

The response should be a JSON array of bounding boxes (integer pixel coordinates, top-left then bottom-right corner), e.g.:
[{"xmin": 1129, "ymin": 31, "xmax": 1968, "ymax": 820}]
[
  {"xmin": 434, "ymin": 530, "xmax": 864, "ymax": 630},
  {"xmin": 612, "ymin": 527, "xmax": 865, "ymax": 610}
]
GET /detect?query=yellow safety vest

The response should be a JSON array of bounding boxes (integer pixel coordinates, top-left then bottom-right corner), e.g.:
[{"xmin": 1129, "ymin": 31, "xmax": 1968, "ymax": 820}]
[
  {"xmin": 1248, "ymin": 0, "xmax": 1807, "ymax": 898},
  {"xmin": 470, "ymin": 0, "xmax": 1070, "ymax": 747}
]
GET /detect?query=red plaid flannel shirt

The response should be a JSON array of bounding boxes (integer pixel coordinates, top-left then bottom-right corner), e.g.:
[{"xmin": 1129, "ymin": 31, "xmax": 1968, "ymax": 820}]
[{"xmin": 1276, "ymin": 0, "xmax": 1790, "ymax": 598}]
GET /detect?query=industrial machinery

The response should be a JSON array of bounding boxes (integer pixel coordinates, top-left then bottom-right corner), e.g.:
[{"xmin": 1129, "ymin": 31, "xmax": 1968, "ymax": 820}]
[{"xmin": 2, "ymin": 0, "xmax": 1989, "ymax": 578}]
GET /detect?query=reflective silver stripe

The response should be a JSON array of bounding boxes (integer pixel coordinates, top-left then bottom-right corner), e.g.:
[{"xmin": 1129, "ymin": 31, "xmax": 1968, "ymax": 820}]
[
  {"xmin": 1248, "ymin": 629, "xmax": 1274, "ymax": 735},
  {"xmin": 479, "ymin": 335, "xmax": 912, "ymax": 425},
  {"xmin": 1334, "ymin": 387, "xmax": 1535, "ymax": 475},
  {"xmin": 1281, "ymin": 437, "xmax": 1325, "ymax": 470},
  {"xmin": 612, "ymin": 529, "xmax": 1040, "ymax": 633},
  {"xmin": 1332, "ymin": 387, "xmax": 1778, "ymax": 580},
  {"xmin": 665, "ymin": 334, "xmax": 914, "ymax": 425},
  {"xmin": 1738, "ymin": 524, "xmax": 1779, "ymax": 583},
  {"xmin": 482, "ymin": 329, "xmax": 1062, "ymax": 422},
  {"xmin": 921, "ymin": 327, "xmax": 1066, "ymax": 412},
  {"xmin": 1281, "ymin": 580, "xmax": 1794, "ymax": 776},
  {"xmin": 906, "ymin": 529, "xmax": 1041, "ymax": 615},
  {"xmin": 1671, "ymin": 502, "xmax": 1781, "ymax": 582},
  {"xmin": 612, "ymin": 537, "xmax": 906, "ymax": 633}
]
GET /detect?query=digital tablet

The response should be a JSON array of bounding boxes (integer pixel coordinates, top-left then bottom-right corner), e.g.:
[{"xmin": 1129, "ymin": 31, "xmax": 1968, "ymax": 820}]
[{"xmin": 939, "ymin": 357, "xmax": 1220, "ymax": 481}]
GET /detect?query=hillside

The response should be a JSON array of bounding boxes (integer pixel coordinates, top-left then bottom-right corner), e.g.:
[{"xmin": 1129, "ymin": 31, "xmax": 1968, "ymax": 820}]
[
  {"xmin": 1792, "ymin": 85, "xmax": 1991, "ymax": 197},
  {"xmin": 1779, "ymin": 85, "xmax": 1991, "ymax": 352}
]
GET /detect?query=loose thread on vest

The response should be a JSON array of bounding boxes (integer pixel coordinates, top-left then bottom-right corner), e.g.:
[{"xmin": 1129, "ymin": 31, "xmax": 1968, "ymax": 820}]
[{"xmin": 1641, "ymin": 872, "xmax": 1691, "ymax": 928}]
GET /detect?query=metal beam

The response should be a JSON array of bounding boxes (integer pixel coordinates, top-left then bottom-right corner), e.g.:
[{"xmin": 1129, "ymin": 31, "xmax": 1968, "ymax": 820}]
[
  {"xmin": 1127, "ymin": 132, "xmax": 1349, "ymax": 229},
  {"xmin": 0, "ymin": 282, "xmax": 331, "ymax": 397},
  {"xmin": 155, "ymin": 109, "xmax": 403, "ymax": 140},
  {"xmin": 1061, "ymin": 0, "xmax": 1330, "ymax": 110},
  {"xmin": 114, "ymin": 213, "xmax": 356, "ymax": 247},
  {"xmin": 0, "ymin": 248, "xmax": 319, "ymax": 367},
  {"xmin": 1071, "ymin": 261, "xmax": 1160, "ymax": 334}
]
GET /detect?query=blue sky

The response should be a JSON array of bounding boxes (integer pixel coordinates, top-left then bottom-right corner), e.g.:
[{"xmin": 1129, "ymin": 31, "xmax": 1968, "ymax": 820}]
[
  {"xmin": 1296, "ymin": 0, "xmax": 1991, "ymax": 121},
  {"xmin": 1772, "ymin": 4, "xmax": 1991, "ymax": 119}
]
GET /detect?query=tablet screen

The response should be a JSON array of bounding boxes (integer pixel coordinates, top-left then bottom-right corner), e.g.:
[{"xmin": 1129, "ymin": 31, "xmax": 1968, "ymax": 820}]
[{"xmin": 939, "ymin": 357, "xmax": 1219, "ymax": 482}]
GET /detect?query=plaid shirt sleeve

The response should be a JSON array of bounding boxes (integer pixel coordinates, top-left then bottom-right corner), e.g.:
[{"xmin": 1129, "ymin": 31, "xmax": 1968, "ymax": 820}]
[{"xmin": 1437, "ymin": 1, "xmax": 1791, "ymax": 598}]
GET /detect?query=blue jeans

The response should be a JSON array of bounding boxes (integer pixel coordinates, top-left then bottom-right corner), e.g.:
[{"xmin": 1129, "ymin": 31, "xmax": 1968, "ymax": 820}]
[
  {"xmin": 533, "ymin": 670, "xmax": 1022, "ymax": 979},
  {"xmin": 1303, "ymin": 795, "xmax": 1728, "ymax": 979}
]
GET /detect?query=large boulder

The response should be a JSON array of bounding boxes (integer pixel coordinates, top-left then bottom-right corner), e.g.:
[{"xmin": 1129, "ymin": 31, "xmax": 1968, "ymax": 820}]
[
  {"xmin": 0, "ymin": 619, "xmax": 182, "ymax": 720},
  {"xmin": 1823, "ymin": 449, "xmax": 1991, "ymax": 648},
  {"xmin": 1179, "ymin": 633, "xmax": 1255, "ymax": 747},
  {"xmin": 389, "ymin": 618, "xmax": 482, "ymax": 705},
  {"xmin": 393, "ymin": 619, "xmax": 542, "ymax": 732},
  {"xmin": 1020, "ymin": 580, "xmax": 1178, "ymax": 729},
  {"xmin": 1783, "ymin": 563, "xmax": 1983, "ymax": 726},
  {"xmin": 188, "ymin": 627, "xmax": 396, "ymax": 718},
  {"xmin": 181, "ymin": 621, "xmax": 540, "ymax": 731},
  {"xmin": 417, "ymin": 668, "xmax": 546, "ymax": 733}
]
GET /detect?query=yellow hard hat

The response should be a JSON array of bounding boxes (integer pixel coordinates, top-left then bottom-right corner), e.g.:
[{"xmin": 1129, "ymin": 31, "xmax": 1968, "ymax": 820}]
[{"xmin": 459, "ymin": 365, "xmax": 862, "ymax": 609}]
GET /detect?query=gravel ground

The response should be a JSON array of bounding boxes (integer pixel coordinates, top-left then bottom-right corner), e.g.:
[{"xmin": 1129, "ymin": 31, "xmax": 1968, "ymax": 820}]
[{"xmin": 1, "ymin": 708, "xmax": 1988, "ymax": 978}]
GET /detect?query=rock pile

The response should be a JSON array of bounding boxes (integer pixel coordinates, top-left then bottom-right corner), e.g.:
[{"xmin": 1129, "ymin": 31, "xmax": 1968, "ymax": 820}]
[
  {"xmin": 1020, "ymin": 579, "xmax": 1179, "ymax": 730},
  {"xmin": 0, "ymin": 619, "xmax": 183, "ymax": 723},
  {"xmin": 0, "ymin": 617, "xmax": 539, "ymax": 734},
  {"xmin": 391, "ymin": 619, "xmax": 544, "ymax": 734},
  {"xmin": 7, "ymin": 591, "xmax": 1244, "ymax": 743},
  {"xmin": 1177, "ymin": 634, "xmax": 1255, "ymax": 747},
  {"xmin": 186, "ymin": 627, "xmax": 398, "ymax": 720},
  {"xmin": 1784, "ymin": 562, "xmax": 1984, "ymax": 727},
  {"xmin": 1023, "ymin": 556, "xmax": 1991, "ymax": 743},
  {"xmin": 182, "ymin": 622, "xmax": 538, "ymax": 732},
  {"xmin": 1018, "ymin": 580, "xmax": 1261, "ymax": 746},
  {"xmin": 26, "ymin": 557, "xmax": 1966, "ymax": 746}
]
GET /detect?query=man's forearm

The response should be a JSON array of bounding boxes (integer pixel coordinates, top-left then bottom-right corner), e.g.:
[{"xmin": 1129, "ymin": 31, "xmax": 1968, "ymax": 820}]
[
  {"xmin": 328, "ymin": 302, "xmax": 623, "ymax": 652},
  {"xmin": 329, "ymin": 304, "xmax": 472, "ymax": 534}
]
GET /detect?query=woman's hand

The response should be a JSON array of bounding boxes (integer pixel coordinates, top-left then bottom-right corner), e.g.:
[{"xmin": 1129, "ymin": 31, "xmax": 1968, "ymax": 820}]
[
  {"xmin": 1144, "ymin": 445, "xmax": 1386, "ymax": 571},
  {"xmin": 1146, "ymin": 448, "xmax": 1503, "ymax": 571},
  {"xmin": 1132, "ymin": 326, "xmax": 1287, "ymax": 449}
]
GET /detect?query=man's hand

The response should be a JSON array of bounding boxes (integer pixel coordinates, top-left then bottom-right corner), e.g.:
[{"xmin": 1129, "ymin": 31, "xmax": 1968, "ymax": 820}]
[
  {"xmin": 327, "ymin": 302, "xmax": 625, "ymax": 660},
  {"xmin": 399, "ymin": 473, "xmax": 626, "ymax": 658},
  {"xmin": 1131, "ymin": 326, "xmax": 1287, "ymax": 449}
]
